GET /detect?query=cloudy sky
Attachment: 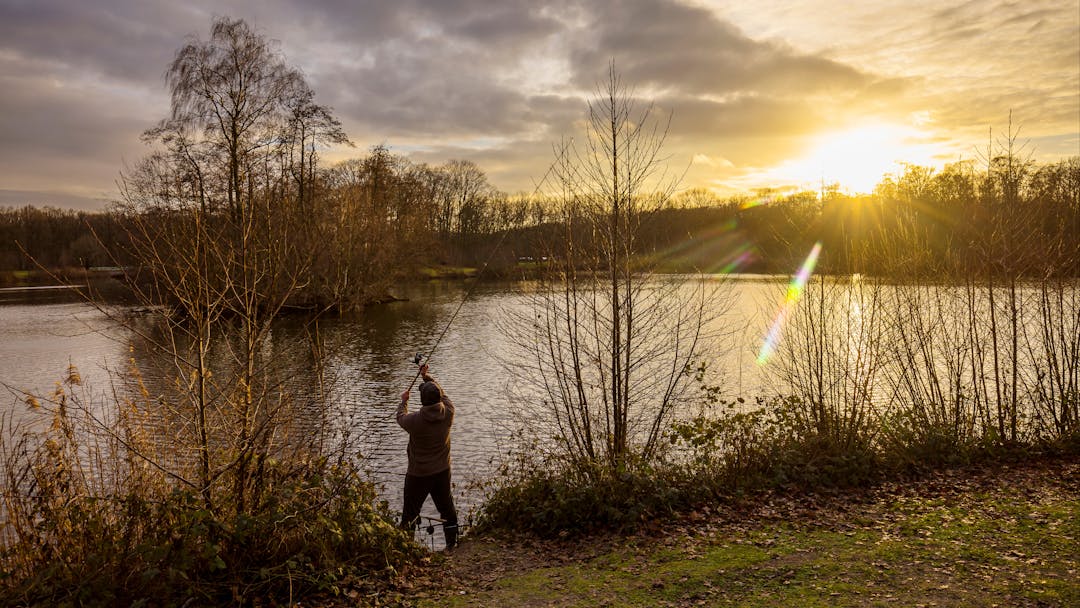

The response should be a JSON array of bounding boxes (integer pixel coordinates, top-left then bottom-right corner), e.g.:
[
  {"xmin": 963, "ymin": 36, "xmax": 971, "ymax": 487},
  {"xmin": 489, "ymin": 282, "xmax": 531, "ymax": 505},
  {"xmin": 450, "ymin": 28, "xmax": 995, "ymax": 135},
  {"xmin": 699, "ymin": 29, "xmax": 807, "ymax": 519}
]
[{"xmin": 1, "ymin": 0, "xmax": 1077, "ymax": 210}]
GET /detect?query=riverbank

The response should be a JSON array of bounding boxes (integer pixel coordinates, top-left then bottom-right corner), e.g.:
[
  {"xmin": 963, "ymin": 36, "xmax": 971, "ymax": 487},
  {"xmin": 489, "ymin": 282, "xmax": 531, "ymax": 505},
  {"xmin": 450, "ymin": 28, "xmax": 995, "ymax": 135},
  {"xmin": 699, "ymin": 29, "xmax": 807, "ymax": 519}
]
[
  {"xmin": 0, "ymin": 267, "xmax": 119, "ymax": 288},
  {"xmin": 402, "ymin": 455, "xmax": 1078, "ymax": 607}
]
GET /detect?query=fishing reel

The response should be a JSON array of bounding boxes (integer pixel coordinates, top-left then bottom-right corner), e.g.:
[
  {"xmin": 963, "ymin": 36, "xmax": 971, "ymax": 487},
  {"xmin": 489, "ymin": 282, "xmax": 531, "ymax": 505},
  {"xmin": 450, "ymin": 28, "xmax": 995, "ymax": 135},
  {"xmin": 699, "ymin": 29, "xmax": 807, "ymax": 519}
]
[{"xmin": 412, "ymin": 352, "xmax": 425, "ymax": 366}]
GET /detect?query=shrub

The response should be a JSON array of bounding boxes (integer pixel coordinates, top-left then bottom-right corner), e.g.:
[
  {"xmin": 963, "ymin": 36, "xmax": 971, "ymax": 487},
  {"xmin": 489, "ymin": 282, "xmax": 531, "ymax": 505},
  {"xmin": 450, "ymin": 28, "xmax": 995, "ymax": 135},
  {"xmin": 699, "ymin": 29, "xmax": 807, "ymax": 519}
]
[
  {"xmin": 672, "ymin": 396, "xmax": 881, "ymax": 493},
  {"xmin": 477, "ymin": 452, "xmax": 689, "ymax": 538},
  {"xmin": 0, "ymin": 374, "xmax": 421, "ymax": 606},
  {"xmin": 478, "ymin": 395, "xmax": 884, "ymax": 538},
  {"xmin": 877, "ymin": 406, "xmax": 981, "ymax": 473}
]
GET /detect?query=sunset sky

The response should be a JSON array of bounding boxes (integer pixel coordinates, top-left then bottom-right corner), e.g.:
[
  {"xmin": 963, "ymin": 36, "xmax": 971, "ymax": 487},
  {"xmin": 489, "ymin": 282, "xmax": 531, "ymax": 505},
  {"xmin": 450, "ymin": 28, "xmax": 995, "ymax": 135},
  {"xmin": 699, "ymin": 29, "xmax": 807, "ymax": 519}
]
[{"xmin": 1, "ymin": 0, "xmax": 1077, "ymax": 210}]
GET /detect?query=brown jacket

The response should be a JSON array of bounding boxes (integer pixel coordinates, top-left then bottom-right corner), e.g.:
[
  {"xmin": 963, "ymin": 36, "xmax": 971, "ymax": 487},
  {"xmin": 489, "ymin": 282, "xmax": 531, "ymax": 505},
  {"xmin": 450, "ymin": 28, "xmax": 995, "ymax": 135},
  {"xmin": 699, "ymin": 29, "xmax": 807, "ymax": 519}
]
[{"xmin": 396, "ymin": 380, "xmax": 455, "ymax": 476}]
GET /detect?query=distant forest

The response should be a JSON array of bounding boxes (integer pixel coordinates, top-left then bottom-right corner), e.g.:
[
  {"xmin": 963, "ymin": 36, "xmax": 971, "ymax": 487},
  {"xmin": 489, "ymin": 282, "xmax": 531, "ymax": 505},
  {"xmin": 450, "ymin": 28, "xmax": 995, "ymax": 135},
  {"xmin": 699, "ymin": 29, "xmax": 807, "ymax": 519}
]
[{"xmin": 3, "ymin": 152, "xmax": 1077, "ymax": 282}]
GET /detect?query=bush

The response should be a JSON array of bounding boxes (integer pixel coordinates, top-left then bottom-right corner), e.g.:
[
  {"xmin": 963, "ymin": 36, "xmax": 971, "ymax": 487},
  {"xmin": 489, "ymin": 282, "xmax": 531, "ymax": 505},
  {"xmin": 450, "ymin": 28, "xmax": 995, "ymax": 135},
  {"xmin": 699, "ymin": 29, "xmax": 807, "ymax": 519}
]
[
  {"xmin": 878, "ymin": 406, "xmax": 982, "ymax": 473},
  {"xmin": 668, "ymin": 399, "xmax": 779, "ymax": 494},
  {"xmin": 672, "ymin": 396, "xmax": 881, "ymax": 492},
  {"xmin": 478, "ymin": 396, "xmax": 883, "ymax": 538},
  {"xmin": 478, "ymin": 453, "xmax": 689, "ymax": 538},
  {"xmin": 0, "ymin": 375, "xmax": 422, "ymax": 606}
]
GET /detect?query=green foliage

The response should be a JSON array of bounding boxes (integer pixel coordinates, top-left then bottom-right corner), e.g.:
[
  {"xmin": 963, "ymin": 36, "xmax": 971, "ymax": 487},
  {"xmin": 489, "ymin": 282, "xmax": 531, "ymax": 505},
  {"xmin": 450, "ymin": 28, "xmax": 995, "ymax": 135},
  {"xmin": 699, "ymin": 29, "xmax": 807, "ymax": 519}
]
[
  {"xmin": 478, "ymin": 453, "xmax": 690, "ymax": 538},
  {"xmin": 1056, "ymin": 424, "xmax": 1080, "ymax": 456},
  {"xmin": 669, "ymin": 399, "xmax": 778, "ymax": 492},
  {"xmin": 878, "ymin": 407, "xmax": 984, "ymax": 472},
  {"xmin": 672, "ymin": 396, "xmax": 881, "ymax": 493}
]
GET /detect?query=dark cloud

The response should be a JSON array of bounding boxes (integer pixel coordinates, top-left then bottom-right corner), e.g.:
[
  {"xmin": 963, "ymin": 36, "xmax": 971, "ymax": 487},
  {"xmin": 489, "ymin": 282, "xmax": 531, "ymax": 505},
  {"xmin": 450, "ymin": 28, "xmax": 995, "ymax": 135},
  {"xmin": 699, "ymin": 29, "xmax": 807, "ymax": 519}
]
[
  {"xmin": 197, "ymin": 1, "xmax": 571, "ymax": 151},
  {"xmin": 0, "ymin": 0, "xmax": 1074, "ymax": 208},
  {"xmin": 565, "ymin": 0, "xmax": 874, "ymax": 97},
  {"xmin": 0, "ymin": 50, "xmax": 156, "ymax": 199},
  {"xmin": 0, "ymin": 66, "xmax": 145, "ymax": 158},
  {"xmin": 0, "ymin": 0, "xmax": 193, "ymax": 84},
  {"xmin": 662, "ymin": 95, "xmax": 822, "ymax": 140},
  {"xmin": 294, "ymin": 0, "xmax": 561, "ymax": 47},
  {"xmin": 312, "ymin": 0, "xmax": 892, "ymax": 152},
  {"xmin": 444, "ymin": 3, "xmax": 563, "ymax": 46},
  {"xmin": 328, "ymin": 46, "xmax": 542, "ymax": 139}
]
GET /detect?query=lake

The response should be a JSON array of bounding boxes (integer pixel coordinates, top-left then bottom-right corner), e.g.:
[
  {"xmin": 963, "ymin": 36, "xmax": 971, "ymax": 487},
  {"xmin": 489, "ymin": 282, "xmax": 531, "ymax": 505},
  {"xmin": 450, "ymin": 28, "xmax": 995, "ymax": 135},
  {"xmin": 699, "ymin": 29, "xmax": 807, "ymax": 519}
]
[
  {"xmin": 3, "ymin": 274, "xmax": 1076, "ymax": 537},
  {"xmin": 0, "ymin": 277, "xmax": 782, "ymax": 524}
]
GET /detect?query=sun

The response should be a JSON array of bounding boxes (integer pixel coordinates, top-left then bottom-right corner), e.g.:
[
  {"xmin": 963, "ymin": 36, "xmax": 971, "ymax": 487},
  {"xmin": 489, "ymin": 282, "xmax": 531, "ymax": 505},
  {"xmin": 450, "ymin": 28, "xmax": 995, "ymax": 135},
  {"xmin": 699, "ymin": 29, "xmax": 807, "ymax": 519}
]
[{"xmin": 766, "ymin": 122, "xmax": 949, "ymax": 194}]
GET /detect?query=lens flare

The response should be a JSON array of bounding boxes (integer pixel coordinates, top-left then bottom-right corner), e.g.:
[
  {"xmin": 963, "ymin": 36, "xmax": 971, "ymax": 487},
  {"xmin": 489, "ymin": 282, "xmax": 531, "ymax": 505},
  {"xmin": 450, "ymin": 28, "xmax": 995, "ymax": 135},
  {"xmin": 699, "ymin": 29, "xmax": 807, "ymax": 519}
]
[
  {"xmin": 757, "ymin": 241, "xmax": 823, "ymax": 365},
  {"xmin": 647, "ymin": 217, "xmax": 756, "ymax": 275},
  {"xmin": 740, "ymin": 194, "xmax": 776, "ymax": 210},
  {"xmin": 716, "ymin": 242, "xmax": 755, "ymax": 275}
]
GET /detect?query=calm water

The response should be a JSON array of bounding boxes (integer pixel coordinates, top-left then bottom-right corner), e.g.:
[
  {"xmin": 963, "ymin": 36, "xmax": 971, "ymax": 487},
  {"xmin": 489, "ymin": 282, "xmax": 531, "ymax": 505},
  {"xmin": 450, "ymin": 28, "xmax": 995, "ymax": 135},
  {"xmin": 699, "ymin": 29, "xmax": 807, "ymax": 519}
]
[
  {"xmin": 6, "ymin": 276, "xmax": 1072, "ymax": 535},
  {"xmin": 0, "ymin": 278, "xmax": 780, "ymax": 525}
]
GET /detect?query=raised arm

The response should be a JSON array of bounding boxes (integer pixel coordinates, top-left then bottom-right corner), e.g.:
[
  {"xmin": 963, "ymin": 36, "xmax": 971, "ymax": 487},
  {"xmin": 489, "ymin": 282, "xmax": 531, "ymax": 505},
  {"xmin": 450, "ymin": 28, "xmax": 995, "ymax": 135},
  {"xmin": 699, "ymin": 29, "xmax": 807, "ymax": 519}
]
[{"xmin": 396, "ymin": 389, "xmax": 411, "ymax": 427}]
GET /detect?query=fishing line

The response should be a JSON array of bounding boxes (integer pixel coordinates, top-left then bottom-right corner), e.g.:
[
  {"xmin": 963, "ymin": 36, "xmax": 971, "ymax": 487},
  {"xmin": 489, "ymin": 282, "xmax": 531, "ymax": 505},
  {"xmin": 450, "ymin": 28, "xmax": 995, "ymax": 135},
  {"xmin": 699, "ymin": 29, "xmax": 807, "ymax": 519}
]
[
  {"xmin": 381, "ymin": 147, "xmax": 567, "ymax": 544},
  {"xmin": 404, "ymin": 146, "xmax": 567, "ymax": 391}
]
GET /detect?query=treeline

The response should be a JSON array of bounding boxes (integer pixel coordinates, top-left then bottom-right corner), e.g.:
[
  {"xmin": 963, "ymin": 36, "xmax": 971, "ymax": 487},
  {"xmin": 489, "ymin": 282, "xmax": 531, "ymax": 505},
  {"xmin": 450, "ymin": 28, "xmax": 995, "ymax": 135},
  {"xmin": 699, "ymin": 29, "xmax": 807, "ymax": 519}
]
[
  {"xmin": 0, "ymin": 151, "xmax": 543, "ymax": 277},
  {"xmin": 0, "ymin": 206, "xmax": 127, "ymax": 271},
  {"xmin": 824, "ymin": 153, "xmax": 1079, "ymax": 277},
  {"xmin": 4, "ymin": 154, "xmax": 1077, "ymax": 285},
  {"xmin": 639, "ymin": 154, "xmax": 1080, "ymax": 277}
]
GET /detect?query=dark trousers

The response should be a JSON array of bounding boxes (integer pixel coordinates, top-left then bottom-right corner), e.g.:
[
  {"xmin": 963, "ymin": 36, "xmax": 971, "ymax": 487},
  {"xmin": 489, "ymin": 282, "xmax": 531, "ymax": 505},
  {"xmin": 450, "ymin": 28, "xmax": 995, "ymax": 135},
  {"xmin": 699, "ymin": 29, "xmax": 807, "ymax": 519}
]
[{"xmin": 401, "ymin": 468, "xmax": 458, "ymax": 548}]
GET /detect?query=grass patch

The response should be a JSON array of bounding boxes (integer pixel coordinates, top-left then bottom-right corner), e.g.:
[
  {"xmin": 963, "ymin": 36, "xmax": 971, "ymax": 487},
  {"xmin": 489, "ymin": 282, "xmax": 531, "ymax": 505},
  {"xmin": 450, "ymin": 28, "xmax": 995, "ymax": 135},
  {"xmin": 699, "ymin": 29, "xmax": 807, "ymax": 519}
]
[
  {"xmin": 418, "ymin": 266, "xmax": 478, "ymax": 279},
  {"xmin": 419, "ymin": 458, "xmax": 1080, "ymax": 607}
]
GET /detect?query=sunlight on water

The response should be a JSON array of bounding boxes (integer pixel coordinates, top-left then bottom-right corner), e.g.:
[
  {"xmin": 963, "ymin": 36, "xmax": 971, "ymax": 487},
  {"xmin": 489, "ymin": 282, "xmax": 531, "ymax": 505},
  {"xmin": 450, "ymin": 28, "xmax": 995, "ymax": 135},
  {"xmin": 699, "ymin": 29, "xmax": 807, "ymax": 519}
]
[
  {"xmin": 4, "ymin": 276, "xmax": 1076, "ymax": 542},
  {"xmin": 757, "ymin": 241, "xmax": 823, "ymax": 365}
]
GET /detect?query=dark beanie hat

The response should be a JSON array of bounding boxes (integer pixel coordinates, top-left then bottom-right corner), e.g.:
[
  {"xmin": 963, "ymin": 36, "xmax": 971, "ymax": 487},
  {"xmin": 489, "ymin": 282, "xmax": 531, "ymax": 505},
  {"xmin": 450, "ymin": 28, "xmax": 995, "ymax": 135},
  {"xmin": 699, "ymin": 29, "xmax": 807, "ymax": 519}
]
[{"xmin": 419, "ymin": 381, "xmax": 442, "ymax": 406}]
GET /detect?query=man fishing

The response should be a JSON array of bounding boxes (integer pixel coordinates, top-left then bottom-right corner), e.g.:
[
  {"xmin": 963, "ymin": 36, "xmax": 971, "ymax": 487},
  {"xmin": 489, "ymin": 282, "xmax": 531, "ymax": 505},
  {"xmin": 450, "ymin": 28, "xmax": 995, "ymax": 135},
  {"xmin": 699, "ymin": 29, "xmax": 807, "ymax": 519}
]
[{"xmin": 396, "ymin": 363, "xmax": 458, "ymax": 550}]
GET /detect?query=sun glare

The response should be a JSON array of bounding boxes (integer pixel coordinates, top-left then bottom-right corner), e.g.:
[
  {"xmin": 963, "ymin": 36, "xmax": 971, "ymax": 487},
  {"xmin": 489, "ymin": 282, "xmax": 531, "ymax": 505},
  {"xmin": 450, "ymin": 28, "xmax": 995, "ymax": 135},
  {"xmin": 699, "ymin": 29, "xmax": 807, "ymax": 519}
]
[{"xmin": 762, "ymin": 122, "xmax": 948, "ymax": 194}]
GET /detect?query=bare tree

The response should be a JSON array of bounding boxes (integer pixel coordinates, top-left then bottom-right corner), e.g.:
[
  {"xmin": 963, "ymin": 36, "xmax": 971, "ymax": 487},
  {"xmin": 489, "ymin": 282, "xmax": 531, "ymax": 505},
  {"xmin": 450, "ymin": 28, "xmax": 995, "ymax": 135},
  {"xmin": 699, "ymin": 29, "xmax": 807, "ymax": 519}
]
[
  {"xmin": 113, "ymin": 17, "xmax": 347, "ymax": 515},
  {"xmin": 502, "ymin": 65, "xmax": 721, "ymax": 472},
  {"xmin": 284, "ymin": 85, "xmax": 351, "ymax": 211},
  {"xmin": 159, "ymin": 17, "xmax": 292, "ymax": 220},
  {"xmin": 311, "ymin": 146, "xmax": 434, "ymax": 309},
  {"xmin": 435, "ymin": 159, "xmax": 495, "ymax": 237}
]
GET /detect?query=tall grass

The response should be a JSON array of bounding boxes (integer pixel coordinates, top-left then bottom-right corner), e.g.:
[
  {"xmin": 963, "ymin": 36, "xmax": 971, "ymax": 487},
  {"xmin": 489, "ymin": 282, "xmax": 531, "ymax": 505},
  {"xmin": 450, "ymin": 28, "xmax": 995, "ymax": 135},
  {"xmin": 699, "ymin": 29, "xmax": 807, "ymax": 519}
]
[{"xmin": 0, "ymin": 362, "xmax": 419, "ymax": 606}]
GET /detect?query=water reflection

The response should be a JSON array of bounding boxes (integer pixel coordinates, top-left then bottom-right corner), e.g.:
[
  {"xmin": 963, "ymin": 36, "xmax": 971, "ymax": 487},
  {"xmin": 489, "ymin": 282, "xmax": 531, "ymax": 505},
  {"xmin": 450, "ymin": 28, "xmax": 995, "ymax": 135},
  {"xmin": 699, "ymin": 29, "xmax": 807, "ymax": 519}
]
[
  {"xmin": 1, "ymin": 278, "xmax": 777, "ymax": 529},
  {"xmin": 22, "ymin": 276, "xmax": 1070, "ymax": 525}
]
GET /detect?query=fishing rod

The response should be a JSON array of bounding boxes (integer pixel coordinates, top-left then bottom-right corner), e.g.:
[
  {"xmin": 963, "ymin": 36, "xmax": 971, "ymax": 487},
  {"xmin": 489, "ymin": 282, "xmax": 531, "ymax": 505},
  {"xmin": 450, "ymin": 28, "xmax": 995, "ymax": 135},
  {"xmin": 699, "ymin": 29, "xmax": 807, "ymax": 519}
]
[
  {"xmin": 403, "ymin": 146, "xmax": 567, "ymax": 390},
  {"xmin": 383, "ymin": 149, "xmax": 569, "ymax": 550}
]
